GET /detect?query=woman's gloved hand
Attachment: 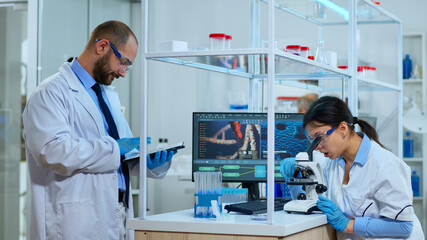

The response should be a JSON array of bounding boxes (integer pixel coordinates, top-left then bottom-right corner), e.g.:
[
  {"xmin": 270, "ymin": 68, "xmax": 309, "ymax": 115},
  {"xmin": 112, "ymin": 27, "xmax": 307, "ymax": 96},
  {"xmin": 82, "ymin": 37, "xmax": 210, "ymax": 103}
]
[
  {"xmin": 146, "ymin": 150, "xmax": 176, "ymax": 170},
  {"xmin": 116, "ymin": 137, "xmax": 140, "ymax": 155},
  {"xmin": 280, "ymin": 157, "xmax": 297, "ymax": 179},
  {"xmin": 317, "ymin": 196, "xmax": 349, "ymax": 233}
]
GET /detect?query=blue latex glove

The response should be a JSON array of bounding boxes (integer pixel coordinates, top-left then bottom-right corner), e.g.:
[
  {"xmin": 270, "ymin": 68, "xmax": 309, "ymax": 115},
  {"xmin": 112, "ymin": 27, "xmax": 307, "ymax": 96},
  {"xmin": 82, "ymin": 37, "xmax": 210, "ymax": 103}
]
[
  {"xmin": 146, "ymin": 149, "xmax": 176, "ymax": 170},
  {"xmin": 317, "ymin": 196, "xmax": 349, "ymax": 233},
  {"xmin": 279, "ymin": 157, "xmax": 297, "ymax": 179},
  {"xmin": 135, "ymin": 137, "xmax": 152, "ymax": 152},
  {"xmin": 116, "ymin": 137, "xmax": 140, "ymax": 155}
]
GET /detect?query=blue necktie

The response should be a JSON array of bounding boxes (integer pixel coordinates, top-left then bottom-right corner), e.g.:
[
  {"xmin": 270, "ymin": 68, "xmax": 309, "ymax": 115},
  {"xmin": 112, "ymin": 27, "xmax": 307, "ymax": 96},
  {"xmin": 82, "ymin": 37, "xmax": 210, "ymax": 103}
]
[{"xmin": 92, "ymin": 83, "xmax": 130, "ymax": 207}]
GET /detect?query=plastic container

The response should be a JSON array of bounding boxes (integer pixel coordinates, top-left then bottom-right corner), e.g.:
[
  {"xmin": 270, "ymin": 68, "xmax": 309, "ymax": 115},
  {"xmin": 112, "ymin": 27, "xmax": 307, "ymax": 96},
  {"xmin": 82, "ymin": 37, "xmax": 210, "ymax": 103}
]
[
  {"xmin": 403, "ymin": 131, "xmax": 414, "ymax": 158},
  {"xmin": 403, "ymin": 54, "xmax": 413, "ymax": 79},
  {"xmin": 366, "ymin": 66, "xmax": 377, "ymax": 79},
  {"xmin": 221, "ymin": 188, "xmax": 248, "ymax": 205},
  {"xmin": 194, "ymin": 171, "xmax": 223, "ymax": 218},
  {"xmin": 225, "ymin": 35, "xmax": 232, "ymax": 49},
  {"xmin": 209, "ymin": 33, "xmax": 226, "ymax": 50},
  {"xmin": 286, "ymin": 45, "xmax": 301, "ymax": 55},
  {"xmin": 300, "ymin": 46, "xmax": 309, "ymax": 58},
  {"xmin": 357, "ymin": 66, "xmax": 370, "ymax": 78},
  {"xmin": 276, "ymin": 96, "xmax": 298, "ymax": 113},
  {"xmin": 411, "ymin": 171, "xmax": 420, "ymax": 197}
]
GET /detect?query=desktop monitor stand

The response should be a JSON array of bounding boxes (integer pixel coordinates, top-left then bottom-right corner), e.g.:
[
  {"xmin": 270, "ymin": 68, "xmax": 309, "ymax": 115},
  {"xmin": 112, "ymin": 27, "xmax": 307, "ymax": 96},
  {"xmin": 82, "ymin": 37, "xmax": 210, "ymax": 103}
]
[{"xmin": 242, "ymin": 182, "xmax": 260, "ymax": 201}]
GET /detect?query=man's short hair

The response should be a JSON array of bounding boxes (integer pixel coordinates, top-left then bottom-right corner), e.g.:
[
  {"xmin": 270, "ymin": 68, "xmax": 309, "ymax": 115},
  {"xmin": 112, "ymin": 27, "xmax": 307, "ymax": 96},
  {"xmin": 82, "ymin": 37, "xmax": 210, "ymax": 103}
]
[
  {"xmin": 297, "ymin": 93, "xmax": 318, "ymax": 113},
  {"xmin": 86, "ymin": 20, "xmax": 138, "ymax": 50}
]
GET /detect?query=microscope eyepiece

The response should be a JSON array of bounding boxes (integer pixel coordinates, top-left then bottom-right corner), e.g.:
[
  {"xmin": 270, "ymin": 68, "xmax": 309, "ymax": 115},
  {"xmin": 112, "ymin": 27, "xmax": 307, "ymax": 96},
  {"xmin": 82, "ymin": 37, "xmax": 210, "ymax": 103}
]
[{"xmin": 305, "ymin": 138, "xmax": 321, "ymax": 154}]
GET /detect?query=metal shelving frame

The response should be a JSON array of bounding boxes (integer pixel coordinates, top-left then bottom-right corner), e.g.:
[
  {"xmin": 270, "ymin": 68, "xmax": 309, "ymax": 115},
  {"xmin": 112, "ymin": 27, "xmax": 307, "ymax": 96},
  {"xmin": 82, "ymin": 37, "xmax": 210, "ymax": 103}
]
[
  {"xmin": 138, "ymin": 0, "xmax": 402, "ymax": 225},
  {"xmin": 402, "ymin": 31, "xmax": 427, "ymax": 232}
]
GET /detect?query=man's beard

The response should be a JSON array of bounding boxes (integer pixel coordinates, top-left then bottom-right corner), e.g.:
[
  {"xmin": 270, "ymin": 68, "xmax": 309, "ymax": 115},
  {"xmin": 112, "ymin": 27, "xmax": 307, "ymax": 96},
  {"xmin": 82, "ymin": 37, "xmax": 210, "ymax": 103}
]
[{"xmin": 93, "ymin": 51, "xmax": 119, "ymax": 85}]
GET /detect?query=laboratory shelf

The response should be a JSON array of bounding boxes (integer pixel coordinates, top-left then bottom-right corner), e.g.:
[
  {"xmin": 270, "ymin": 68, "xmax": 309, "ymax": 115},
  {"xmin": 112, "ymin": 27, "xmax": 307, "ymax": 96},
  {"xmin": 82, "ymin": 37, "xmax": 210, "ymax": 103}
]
[
  {"xmin": 147, "ymin": 49, "xmax": 401, "ymax": 92},
  {"xmin": 357, "ymin": 77, "xmax": 401, "ymax": 91},
  {"xmin": 139, "ymin": 0, "xmax": 404, "ymax": 225},
  {"xmin": 261, "ymin": 0, "xmax": 400, "ymax": 26},
  {"xmin": 147, "ymin": 56, "xmax": 253, "ymax": 79},
  {"xmin": 146, "ymin": 48, "xmax": 265, "ymax": 58},
  {"xmin": 403, "ymin": 79, "xmax": 423, "ymax": 84},
  {"xmin": 403, "ymin": 157, "xmax": 424, "ymax": 163},
  {"xmin": 146, "ymin": 48, "xmax": 351, "ymax": 80}
]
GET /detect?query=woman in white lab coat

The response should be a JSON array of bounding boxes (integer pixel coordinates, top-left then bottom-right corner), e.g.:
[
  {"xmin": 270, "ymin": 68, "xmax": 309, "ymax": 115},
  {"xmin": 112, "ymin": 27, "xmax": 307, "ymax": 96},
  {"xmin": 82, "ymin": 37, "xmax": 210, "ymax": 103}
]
[
  {"xmin": 281, "ymin": 96, "xmax": 424, "ymax": 239},
  {"xmin": 23, "ymin": 21, "xmax": 172, "ymax": 240}
]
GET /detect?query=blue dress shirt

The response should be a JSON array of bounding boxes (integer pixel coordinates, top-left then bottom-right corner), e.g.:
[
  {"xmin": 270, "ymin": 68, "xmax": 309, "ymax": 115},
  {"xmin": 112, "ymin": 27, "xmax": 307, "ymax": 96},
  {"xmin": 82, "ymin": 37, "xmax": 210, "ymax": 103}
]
[{"xmin": 70, "ymin": 58, "xmax": 126, "ymax": 192}]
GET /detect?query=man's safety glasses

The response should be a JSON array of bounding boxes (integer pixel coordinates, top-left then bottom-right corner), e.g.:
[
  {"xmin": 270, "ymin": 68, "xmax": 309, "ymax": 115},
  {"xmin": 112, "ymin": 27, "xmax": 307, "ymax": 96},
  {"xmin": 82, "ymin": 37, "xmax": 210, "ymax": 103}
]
[{"xmin": 96, "ymin": 39, "xmax": 133, "ymax": 73}]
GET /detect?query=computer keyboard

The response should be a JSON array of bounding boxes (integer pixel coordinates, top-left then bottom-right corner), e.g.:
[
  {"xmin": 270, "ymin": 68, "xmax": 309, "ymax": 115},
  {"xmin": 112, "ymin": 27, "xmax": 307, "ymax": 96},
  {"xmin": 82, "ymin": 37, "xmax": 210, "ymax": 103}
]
[{"xmin": 224, "ymin": 198, "xmax": 291, "ymax": 215}]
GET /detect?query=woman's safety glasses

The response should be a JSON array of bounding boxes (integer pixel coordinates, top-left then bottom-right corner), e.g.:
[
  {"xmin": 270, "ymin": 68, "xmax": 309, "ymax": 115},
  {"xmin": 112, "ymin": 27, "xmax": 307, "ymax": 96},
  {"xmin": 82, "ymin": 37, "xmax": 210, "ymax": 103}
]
[
  {"xmin": 96, "ymin": 39, "xmax": 133, "ymax": 73},
  {"xmin": 307, "ymin": 126, "xmax": 336, "ymax": 147}
]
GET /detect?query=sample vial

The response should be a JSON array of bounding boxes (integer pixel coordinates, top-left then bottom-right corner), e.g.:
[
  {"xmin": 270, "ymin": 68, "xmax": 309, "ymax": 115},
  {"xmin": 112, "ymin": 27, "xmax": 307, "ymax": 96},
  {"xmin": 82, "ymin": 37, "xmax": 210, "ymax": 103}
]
[
  {"xmin": 209, "ymin": 33, "xmax": 226, "ymax": 50},
  {"xmin": 366, "ymin": 66, "xmax": 377, "ymax": 79},
  {"xmin": 300, "ymin": 46, "xmax": 309, "ymax": 58},
  {"xmin": 286, "ymin": 45, "xmax": 301, "ymax": 55},
  {"xmin": 225, "ymin": 35, "xmax": 232, "ymax": 49}
]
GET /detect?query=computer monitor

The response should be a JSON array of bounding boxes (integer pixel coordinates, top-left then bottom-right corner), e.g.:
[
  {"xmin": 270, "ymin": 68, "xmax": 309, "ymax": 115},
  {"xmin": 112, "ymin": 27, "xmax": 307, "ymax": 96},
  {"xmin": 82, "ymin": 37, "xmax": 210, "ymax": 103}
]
[{"xmin": 192, "ymin": 112, "xmax": 308, "ymax": 183}]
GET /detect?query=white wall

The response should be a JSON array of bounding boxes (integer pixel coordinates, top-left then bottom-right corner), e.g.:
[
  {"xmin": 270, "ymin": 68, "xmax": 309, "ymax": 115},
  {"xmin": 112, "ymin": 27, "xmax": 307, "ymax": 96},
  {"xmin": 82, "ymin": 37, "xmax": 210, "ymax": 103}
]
[{"xmin": 381, "ymin": 0, "xmax": 427, "ymax": 33}]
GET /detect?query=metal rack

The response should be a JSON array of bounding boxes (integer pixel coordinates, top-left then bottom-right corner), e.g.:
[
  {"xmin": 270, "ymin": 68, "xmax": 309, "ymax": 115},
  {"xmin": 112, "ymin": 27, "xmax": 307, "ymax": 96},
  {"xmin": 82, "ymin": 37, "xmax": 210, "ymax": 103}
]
[
  {"xmin": 138, "ymin": 0, "xmax": 402, "ymax": 225},
  {"xmin": 402, "ymin": 31, "xmax": 427, "ymax": 232}
]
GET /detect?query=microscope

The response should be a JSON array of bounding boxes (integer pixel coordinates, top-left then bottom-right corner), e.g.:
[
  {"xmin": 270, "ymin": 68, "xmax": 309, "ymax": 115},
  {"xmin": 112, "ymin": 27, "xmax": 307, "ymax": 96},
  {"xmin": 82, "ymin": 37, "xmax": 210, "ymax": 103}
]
[{"xmin": 283, "ymin": 138, "xmax": 328, "ymax": 214}]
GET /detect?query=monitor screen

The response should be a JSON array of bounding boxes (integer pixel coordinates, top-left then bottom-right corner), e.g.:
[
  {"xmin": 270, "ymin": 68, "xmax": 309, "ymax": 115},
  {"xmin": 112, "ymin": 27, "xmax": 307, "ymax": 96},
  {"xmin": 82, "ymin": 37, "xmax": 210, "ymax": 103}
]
[{"xmin": 192, "ymin": 112, "xmax": 308, "ymax": 182}]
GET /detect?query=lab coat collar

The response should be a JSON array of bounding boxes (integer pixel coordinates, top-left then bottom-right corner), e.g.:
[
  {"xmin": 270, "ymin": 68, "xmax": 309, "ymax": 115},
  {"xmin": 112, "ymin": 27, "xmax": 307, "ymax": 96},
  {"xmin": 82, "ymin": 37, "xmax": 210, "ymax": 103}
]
[
  {"xmin": 58, "ymin": 62, "xmax": 105, "ymax": 137},
  {"xmin": 68, "ymin": 59, "xmax": 117, "ymax": 92},
  {"xmin": 70, "ymin": 58, "xmax": 96, "ymax": 90},
  {"xmin": 337, "ymin": 133, "xmax": 371, "ymax": 169},
  {"xmin": 60, "ymin": 62, "xmax": 86, "ymax": 92}
]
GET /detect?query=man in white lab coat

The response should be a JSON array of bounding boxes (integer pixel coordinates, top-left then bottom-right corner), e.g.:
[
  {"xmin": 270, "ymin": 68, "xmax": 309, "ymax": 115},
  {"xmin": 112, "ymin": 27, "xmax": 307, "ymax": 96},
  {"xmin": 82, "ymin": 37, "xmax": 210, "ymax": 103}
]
[{"xmin": 23, "ymin": 20, "xmax": 174, "ymax": 240}]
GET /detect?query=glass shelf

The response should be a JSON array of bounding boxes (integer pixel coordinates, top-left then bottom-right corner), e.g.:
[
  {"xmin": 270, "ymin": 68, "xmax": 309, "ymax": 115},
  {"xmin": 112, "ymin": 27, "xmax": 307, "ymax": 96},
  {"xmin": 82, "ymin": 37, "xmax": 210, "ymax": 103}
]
[
  {"xmin": 146, "ymin": 49, "xmax": 350, "ymax": 80},
  {"xmin": 264, "ymin": 0, "xmax": 399, "ymax": 25},
  {"xmin": 147, "ymin": 49, "xmax": 402, "ymax": 92},
  {"xmin": 357, "ymin": 77, "xmax": 401, "ymax": 91},
  {"xmin": 403, "ymin": 79, "xmax": 423, "ymax": 84},
  {"xmin": 404, "ymin": 157, "xmax": 424, "ymax": 163}
]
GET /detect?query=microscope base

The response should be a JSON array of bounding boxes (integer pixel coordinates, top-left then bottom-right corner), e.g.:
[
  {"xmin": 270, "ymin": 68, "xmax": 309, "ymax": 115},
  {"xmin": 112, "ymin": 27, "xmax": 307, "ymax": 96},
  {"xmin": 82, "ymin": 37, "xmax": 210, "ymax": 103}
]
[{"xmin": 283, "ymin": 200, "xmax": 321, "ymax": 214}]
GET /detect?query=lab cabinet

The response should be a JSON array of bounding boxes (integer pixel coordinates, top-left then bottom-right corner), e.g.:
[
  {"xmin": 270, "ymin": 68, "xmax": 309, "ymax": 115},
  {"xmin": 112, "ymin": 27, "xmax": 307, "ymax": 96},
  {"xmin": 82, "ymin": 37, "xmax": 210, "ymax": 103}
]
[
  {"xmin": 137, "ymin": 0, "xmax": 402, "ymax": 226},
  {"xmin": 402, "ymin": 32, "xmax": 427, "ymax": 231}
]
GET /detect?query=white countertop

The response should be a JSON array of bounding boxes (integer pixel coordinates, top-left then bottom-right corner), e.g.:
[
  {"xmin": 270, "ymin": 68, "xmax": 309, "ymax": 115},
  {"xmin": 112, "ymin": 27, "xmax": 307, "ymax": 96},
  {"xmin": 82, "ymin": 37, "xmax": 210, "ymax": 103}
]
[{"xmin": 127, "ymin": 209, "xmax": 328, "ymax": 237}]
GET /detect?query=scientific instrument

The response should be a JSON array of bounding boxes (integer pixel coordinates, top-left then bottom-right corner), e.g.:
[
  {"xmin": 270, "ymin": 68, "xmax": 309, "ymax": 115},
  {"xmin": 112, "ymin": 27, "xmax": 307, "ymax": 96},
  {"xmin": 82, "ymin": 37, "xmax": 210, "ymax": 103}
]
[{"xmin": 283, "ymin": 138, "xmax": 327, "ymax": 214}]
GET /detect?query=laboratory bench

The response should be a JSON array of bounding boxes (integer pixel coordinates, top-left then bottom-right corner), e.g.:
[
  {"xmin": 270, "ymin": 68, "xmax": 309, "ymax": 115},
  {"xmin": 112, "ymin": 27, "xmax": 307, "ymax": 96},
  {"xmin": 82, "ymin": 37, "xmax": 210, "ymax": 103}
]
[{"xmin": 127, "ymin": 209, "xmax": 336, "ymax": 240}]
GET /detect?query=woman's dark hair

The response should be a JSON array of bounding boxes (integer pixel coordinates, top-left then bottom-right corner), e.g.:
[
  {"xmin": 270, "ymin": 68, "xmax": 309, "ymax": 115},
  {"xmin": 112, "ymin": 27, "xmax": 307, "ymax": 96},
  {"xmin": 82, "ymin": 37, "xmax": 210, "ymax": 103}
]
[{"xmin": 303, "ymin": 96, "xmax": 384, "ymax": 148}]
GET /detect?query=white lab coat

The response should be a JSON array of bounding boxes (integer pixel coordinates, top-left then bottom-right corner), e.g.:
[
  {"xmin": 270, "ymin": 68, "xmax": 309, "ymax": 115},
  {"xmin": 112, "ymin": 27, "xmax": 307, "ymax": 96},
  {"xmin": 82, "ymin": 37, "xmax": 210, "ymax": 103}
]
[
  {"xmin": 23, "ymin": 63, "xmax": 170, "ymax": 240},
  {"xmin": 322, "ymin": 137, "xmax": 424, "ymax": 240}
]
